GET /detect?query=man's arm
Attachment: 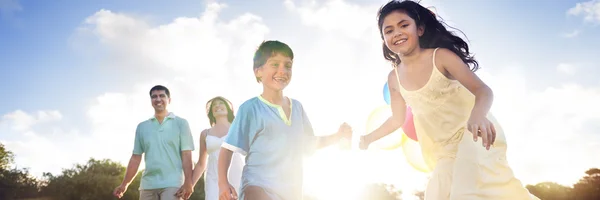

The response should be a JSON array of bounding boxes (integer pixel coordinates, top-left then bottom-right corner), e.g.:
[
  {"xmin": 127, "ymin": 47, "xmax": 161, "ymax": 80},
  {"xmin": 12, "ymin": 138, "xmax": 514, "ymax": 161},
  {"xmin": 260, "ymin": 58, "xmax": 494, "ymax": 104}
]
[
  {"xmin": 121, "ymin": 154, "xmax": 142, "ymax": 186},
  {"xmin": 176, "ymin": 118, "xmax": 196, "ymax": 199},
  {"xmin": 181, "ymin": 150, "xmax": 193, "ymax": 186}
]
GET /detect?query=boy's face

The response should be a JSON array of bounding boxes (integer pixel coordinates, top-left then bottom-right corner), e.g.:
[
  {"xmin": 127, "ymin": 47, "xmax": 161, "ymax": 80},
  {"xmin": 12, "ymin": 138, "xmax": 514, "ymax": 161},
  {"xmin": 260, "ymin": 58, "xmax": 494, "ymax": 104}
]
[{"xmin": 255, "ymin": 53, "xmax": 293, "ymax": 91}]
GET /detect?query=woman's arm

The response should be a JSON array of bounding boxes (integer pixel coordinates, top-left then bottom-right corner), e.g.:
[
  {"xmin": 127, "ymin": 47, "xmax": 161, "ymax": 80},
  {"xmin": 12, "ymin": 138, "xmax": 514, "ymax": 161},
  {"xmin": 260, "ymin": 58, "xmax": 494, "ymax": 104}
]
[{"xmin": 191, "ymin": 129, "xmax": 209, "ymax": 187}]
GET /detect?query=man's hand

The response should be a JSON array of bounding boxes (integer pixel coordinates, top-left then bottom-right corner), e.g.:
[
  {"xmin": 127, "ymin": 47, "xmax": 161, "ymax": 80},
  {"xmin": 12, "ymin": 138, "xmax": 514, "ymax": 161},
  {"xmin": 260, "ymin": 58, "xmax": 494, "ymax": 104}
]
[
  {"xmin": 113, "ymin": 184, "xmax": 128, "ymax": 198},
  {"xmin": 175, "ymin": 182, "xmax": 194, "ymax": 199}
]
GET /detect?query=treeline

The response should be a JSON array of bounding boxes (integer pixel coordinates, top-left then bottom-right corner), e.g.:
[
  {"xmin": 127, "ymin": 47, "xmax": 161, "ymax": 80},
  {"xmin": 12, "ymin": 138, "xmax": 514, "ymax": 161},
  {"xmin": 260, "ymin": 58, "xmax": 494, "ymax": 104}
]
[{"xmin": 1, "ymin": 143, "xmax": 599, "ymax": 200}]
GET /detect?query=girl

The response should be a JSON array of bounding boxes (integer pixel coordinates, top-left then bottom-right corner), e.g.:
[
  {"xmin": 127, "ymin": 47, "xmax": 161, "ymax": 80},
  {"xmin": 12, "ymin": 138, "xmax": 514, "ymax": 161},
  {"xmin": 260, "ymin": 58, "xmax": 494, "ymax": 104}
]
[
  {"xmin": 191, "ymin": 96, "xmax": 244, "ymax": 200},
  {"xmin": 359, "ymin": 1, "xmax": 539, "ymax": 199}
]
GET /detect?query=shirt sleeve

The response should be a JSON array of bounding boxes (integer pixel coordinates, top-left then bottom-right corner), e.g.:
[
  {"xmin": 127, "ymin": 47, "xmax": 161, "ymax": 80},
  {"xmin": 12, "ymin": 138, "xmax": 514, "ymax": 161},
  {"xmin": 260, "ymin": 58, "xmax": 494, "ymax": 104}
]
[
  {"xmin": 132, "ymin": 123, "xmax": 144, "ymax": 155},
  {"xmin": 222, "ymin": 102, "xmax": 258, "ymax": 156},
  {"xmin": 179, "ymin": 118, "xmax": 195, "ymax": 151},
  {"xmin": 299, "ymin": 101, "xmax": 318, "ymax": 155}
]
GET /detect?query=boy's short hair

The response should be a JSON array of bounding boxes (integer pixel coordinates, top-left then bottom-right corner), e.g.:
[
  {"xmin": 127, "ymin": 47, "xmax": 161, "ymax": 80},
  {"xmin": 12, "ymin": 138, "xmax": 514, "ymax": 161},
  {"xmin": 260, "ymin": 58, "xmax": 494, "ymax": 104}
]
[{"xmin": 253, "ymin": 40, "xmax": 294, "ymax": 82}]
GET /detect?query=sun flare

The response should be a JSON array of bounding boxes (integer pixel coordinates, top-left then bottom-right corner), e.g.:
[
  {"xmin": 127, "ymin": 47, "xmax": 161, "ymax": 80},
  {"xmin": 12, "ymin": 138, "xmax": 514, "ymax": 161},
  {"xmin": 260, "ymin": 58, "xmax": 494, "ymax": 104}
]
[{"xmin": 303, "ymin": 147, "xmax": 430, "ymax": 200}]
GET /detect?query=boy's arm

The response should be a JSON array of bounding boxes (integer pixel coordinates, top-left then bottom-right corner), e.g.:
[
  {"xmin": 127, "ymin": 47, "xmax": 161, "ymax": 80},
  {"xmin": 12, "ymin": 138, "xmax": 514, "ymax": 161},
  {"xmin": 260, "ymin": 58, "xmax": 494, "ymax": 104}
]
[
  {"xmin": 315, "ymin": 132, "xmax": 344, "ymax": 149},
  {"xmin": 217, "ymin": 148, "xmax": 234, "ymax": 184},
  {"xmin": 218, "ymin": 101, "xmax": 254, "ymax": 200},
  {"xmin": 217, "ymin": 148, "xmax": 238, "ymax": 199},
  {"xmin": 300, "ymin": 101, "xmax": 351, "ymax": 150},
  {"xmin": 316, "ymin": 135, "xmax": 337, "ymax": 149}
]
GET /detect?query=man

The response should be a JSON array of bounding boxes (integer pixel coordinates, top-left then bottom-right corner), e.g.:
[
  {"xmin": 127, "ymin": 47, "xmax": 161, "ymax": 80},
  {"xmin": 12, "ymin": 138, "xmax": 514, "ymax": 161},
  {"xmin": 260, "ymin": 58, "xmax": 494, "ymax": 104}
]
[{"xmin": 113, "ymin": 85, "xmax": 195, "ymax": 200}]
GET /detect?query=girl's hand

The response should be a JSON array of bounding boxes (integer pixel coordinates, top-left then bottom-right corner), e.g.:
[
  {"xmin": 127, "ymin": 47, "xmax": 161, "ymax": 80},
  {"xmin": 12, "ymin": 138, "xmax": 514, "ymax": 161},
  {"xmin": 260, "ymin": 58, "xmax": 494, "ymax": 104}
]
[
  {"xmin": 467, "ymin": 115, "xmax": 496, "ymax": 150},
  {"xmin": 358, "ymin": 135, "xmax": 370, "ymax": 150}
]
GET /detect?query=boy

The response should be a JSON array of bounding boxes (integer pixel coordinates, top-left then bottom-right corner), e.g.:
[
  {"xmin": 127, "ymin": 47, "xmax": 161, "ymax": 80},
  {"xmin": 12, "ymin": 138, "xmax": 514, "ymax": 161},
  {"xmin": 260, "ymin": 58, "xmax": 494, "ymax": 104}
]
[{"xmin": 217, "ymin": 40, "xmax": 352, "ymax": 200}]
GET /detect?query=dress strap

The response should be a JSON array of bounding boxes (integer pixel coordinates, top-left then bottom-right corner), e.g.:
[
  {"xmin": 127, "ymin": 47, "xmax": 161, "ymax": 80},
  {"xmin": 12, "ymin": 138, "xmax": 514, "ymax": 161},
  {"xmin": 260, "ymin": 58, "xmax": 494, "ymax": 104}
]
[
  {"xmin": 432, "ymin": 47, "xmax": 440, "ymax": 69},
  {"xmin": 393, "ymin": 67, "xmax": 402, "ymax": 94}
]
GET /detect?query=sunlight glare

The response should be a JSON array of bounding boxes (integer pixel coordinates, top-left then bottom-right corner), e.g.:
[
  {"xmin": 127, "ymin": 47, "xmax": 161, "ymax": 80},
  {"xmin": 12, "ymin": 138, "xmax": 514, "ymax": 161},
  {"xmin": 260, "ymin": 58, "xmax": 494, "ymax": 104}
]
[{"xmin": 303, "ymin": 147, "xmax": 430, "ymax": 200}]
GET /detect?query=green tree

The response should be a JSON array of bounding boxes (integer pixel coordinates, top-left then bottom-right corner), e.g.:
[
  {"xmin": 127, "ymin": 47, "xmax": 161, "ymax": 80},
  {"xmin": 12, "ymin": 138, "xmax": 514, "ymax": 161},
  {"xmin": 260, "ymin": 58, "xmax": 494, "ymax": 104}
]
[
  {"xmin": 41, "ymin": 158, "xmax": 142, "ymax": 200},
  {"xmin": 572, "ymin": 168, "xmax": 600, "ymax": 200},
  {"xmin": 0, "ymin": 143, "xmax": 14, "ymax": 169},
  {"xmin": 188, "ymin": 175, "xmax": 205, "ymax": 200},
  {"xmin": 526, "ymin": 182, "xmax": 573, "ymax": 200},
  {"xmin": 0, "ymin": 143, "xmax": 42, "ymax": 200}
]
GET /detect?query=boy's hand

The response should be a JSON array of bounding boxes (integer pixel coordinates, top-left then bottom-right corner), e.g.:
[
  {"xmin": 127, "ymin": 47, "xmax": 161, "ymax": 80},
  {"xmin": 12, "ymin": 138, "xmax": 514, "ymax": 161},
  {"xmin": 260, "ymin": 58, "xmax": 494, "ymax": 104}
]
[
  {"xmin": 337, "ymin": 122, "xmax": 353, "ymax": 140},
  {"xmin": 218, "ymin": 182, "xmax": 238, "ymax": 200}
]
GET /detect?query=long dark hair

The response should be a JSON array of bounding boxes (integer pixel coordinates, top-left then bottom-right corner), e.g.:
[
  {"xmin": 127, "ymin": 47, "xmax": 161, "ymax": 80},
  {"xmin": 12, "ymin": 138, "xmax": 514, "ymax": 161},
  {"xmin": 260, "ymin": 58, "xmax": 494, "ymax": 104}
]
[
  {"xmin": 206, "ymin": 96, "xmax": 235, "ymax": 127},
  {"xmin": 377, "ymin": 0, "xmax": 479, "ymax": 72}
]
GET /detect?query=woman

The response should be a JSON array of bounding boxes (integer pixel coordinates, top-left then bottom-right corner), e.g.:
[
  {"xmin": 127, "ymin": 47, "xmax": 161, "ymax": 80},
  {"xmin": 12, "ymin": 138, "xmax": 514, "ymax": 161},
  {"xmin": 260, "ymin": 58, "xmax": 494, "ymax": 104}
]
[{"xmin": 191, "ymin": 96, "xmax": 244, "ymax": 200}]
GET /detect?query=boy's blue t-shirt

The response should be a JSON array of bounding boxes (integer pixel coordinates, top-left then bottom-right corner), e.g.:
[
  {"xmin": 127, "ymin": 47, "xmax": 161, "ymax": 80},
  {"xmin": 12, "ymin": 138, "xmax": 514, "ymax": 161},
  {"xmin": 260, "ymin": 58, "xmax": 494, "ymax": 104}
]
[{"xmin": 222, "ymin": 96, "xmax": 317, "ymax": 200}]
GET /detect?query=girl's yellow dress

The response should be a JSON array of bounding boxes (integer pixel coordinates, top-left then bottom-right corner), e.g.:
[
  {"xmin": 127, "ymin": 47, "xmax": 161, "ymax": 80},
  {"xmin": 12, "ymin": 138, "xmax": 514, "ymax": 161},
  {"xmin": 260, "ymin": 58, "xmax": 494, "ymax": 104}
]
[{"xmin": 393, "ymin": 48, "xmax": 539, "ymax": 200}]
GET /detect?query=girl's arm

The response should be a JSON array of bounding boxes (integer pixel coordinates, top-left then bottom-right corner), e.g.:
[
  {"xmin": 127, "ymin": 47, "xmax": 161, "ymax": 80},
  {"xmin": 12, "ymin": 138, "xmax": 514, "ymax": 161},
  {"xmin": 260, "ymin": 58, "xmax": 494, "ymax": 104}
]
[
  {"xmin": 436, "ymin": 48, "xmax": 493, "ymax": 122},
  {"xmin": 362, "ymin": 70, "xmax": 407, "ymax": 146},
  {"xmin": 437, "ymin": 48, "xmax": 496, "ymax": 149},
  {"xmin": 191, "ymin": 129, "xmax": 209, "ymax": 187}
]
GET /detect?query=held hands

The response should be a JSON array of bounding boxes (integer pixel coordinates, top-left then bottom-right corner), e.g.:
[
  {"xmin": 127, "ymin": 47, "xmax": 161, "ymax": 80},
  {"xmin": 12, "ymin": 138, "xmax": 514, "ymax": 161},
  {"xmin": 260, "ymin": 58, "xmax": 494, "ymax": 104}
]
[
  {"xmin": 218, "ymin": 182, "xmax": 238, "ymax": 200},
  {"xmin": 112, "ymin": 184, "xmax": 128, "ymax": 198},
  {"xmin": 467, "ymin": 114, "xmax": 496, "ymax": 150},
  {"xmin": 175, "ymin": 182, "xmax": 194, "ymax": 199},
  {"xmin": 335, "ymin": 123, "xmax": 353, "ymax": 149},
  {"xmin": 336, "ymin": 122, "xmax": 353, "ymax": 140}
]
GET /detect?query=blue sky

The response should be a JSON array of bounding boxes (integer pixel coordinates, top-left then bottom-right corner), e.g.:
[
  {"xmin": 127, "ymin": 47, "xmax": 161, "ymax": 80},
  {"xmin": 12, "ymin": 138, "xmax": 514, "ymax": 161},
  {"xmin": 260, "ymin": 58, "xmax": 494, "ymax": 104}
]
[
  {"xmin": 2, "ymin": 0, "xmax": 599, "ymax": 117},
  {"xmin": 1, "ymin": 0, "xmax": 600, "ymax": 197}
]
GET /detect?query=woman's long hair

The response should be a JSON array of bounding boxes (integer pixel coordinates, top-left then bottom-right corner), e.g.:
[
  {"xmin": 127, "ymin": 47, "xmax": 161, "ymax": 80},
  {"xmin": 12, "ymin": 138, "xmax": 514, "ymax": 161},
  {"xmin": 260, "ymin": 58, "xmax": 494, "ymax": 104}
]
[{"xmin": 206, "ymin": 96, "xmax": 235, "ymax": 127}]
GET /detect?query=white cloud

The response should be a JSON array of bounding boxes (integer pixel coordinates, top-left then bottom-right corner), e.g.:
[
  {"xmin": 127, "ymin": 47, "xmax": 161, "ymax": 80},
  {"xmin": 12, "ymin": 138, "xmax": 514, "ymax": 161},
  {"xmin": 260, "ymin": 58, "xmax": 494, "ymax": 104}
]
[
  {"xmin": 76, "ymin": 3, "xmax": 269, "ymax": 79},
  {"xmin": 0, "ymin": 110, "xmax": 86, "ymax": 177},
  {"xmin": 481, "ymin": 67, "xmax": 600, "ymax": 186},
  {"xmin": 562, "ymin": 29, "xmax": 581, "ymax": 38},
  {"xmin": 567, "ymin": 0, "xmax": 600, "ymax": 24},
  {"xmin": 557, "ymin": 63, "xmax": 577, "ymax": 75},
  {"xmin": 284, "ymin": 0, "xmax": 382, "ymax": 39},
  {"xmin": 1, "ymin": 110, "xmax": 62, "ymax": 132}
]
